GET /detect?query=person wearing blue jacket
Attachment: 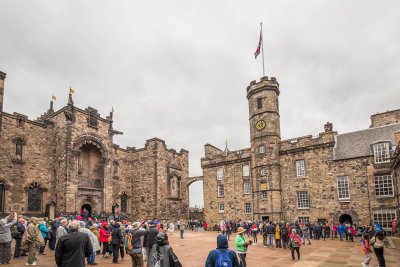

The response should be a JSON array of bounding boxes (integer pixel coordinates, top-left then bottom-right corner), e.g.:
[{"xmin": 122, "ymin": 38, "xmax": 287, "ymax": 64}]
[
  {"xmin": 337, "ymin": 224, "xmax": 345, "ymax": 241},
  {"xmin": 205, "ymin": 234, "xmax": 239, "ymax": 267},
  {"xmin": 38, "ymin": 221, "xmax": 49, "ymax": 255}
]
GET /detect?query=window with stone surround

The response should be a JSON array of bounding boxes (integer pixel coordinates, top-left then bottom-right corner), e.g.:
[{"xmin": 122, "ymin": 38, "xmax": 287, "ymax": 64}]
[
  {"xmin": 243, "ymin": 180, "xmax": 251, "ymax": 194},
  {"xmin": 373, "ymin": 142, "xmax": 390, "ymax": 163},
  {"xmin": 261, "ymin": 191, "xmax": 267, "ymax": 199},
  {"xmin": 337, "ymin": 176, "xmax": 350, "ymax": 200},
  {"xmin": 216, "ymin": 168, "xmax": 224, "ymax": 180},
  {"xmin": 27, "ymin": 183, "xmax": 42, "ymax": 212},
  {"xmin": 257, "ymin": 98, "xmax": 263, "ymax": 109},
  {"xmin": 374, "ymin": 175, "xmax": 394, "ymax": 197},
  {"xmin": 217, "ymin": 183, "xmax": 224, "ymax": 197},
  {"xmin": 296, "ymin": 160, "xmax": 305, "ymax": 177},
  {"xmin": 243, "ymin": 165, "xmax": 250, "ymax": 177},
  {"xmin": 260, "ymin": 168, "xmax": 267, "ymax": 177},
  {"xmin": 245, "ymin": 202, "xmax": 252, "ymax": 214},
  {"xmin": 259, "ymin": 145, "xmax": 265, "ymax": 154},
  {"xmin": 218, "ymin": 203, "xmax": 225, "ymax": 213},
  {"xmin": 297, "ymin": 191, "xmax": 309, "ymax": 209},
  {"xmin": 298, "ymin": 216, "xmax": 310, "ymax": 223},
  {"xmin": 120, "ymin": 193, "xmax": 128, "ymax": 213},
  {"xmin": 373, "ymin": 209, "xmax": 396, "ymax": 230}
]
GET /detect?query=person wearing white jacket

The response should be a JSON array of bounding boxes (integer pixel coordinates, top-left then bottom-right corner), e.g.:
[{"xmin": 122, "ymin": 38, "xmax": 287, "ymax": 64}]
[
  {"xmin": 0, "ymin": 212, "xmax": 17, "ymax": 264},
  {"xmin": 79, "ymin": 221, "xmax": 100, "ymax": 266}
]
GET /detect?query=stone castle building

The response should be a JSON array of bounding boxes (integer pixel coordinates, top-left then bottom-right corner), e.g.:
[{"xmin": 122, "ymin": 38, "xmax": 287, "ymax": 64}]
[
  {"xmin": 201, "ymin": 76, "xmax": 400, "ymax": 230},
  {"xmin": 0, "ymin": 71, "xmax": 189, "ymax": 220}
]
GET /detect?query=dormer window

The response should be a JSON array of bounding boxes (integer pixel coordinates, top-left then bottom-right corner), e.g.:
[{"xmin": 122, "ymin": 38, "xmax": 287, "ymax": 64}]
[{"xmin": 373, "ymin": 142, "xmax": 390, "ymax": 163}]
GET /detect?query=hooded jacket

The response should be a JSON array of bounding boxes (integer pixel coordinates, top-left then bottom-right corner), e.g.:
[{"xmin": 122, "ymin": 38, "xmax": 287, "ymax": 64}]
[
  {"xmin": 148, "ymin": 232, "xmax": 181, "ymax": 267},
  {"xmin": 0, "ymin": 217, "xmax": 17, "ymax": 243},
  {"xmin": 78, "ymin": 221, "xmax": 100, "ymax": 252},
  {"xmin": 111, "ymin": 223, "xmax": 123, "ymax": 245},
  {"xmin": 99, "ymin": 222, "xmax": 110, "ymax": 243},
  {"xmin": 205, "ymin": 234, "xmax": 239, "ymax": 267}
]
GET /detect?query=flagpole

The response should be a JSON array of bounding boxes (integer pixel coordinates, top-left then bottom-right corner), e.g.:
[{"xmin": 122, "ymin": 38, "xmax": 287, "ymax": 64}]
[{"xmin": 260, "ymin": 22, "xmax": 265, "ymax": 77}]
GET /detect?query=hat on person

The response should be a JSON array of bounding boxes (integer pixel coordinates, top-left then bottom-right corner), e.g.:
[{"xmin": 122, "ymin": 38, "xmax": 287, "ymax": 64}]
[
  {"xmin": 132, "ymin": 222, "xmax": 141, "ymax": 231},
  {"xmin": 291, "ymin": 229, "xmax": 296, "ymax": 233},
  {"xmin": 237, "ymin": 227, "xmax": 246, "ymax": 234},
  {"xmin": 148, "ymin": 220, "xmax": 155, "ymax": 227}
]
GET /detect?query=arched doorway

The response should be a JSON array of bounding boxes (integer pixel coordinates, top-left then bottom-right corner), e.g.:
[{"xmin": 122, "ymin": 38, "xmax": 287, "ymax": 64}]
[
  {"xmin": 339, "ymin": 214, "xmax": 353, "ymax": 224},
  {"xmin": 81, "ymin": 204, "xmax": 92, "ymax": 218}
]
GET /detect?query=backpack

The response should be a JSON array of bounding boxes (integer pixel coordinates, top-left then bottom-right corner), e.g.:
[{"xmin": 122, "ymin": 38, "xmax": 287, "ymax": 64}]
[
  {"xmin": 11, "ymin": 225, "xmax": 20, "ymax": 238},
  {"xmin": 215, "ymin": 249, "xmax": 232, "ymax": 267}
]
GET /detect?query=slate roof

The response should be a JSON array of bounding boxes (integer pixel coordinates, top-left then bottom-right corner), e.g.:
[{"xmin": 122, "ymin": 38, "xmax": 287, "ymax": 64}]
[{"xmin": 334, "ymin": 123, "xmax": 400, "ymax": 160}]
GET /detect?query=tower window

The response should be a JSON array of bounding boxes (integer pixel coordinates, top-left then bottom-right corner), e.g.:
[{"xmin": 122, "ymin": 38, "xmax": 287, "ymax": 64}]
[
  {"xmin": 261, "ymin": 191, "xmax": 267, "ymax": 199},
  {"xmin": 374, "ymin": 175, "xmax": 394, "ymax": 197},
  {"xmin": 259, "ymin": 145, "xmax": 265, "ymax": 154},
  {"xmin": 218, "ymin": 203, "xmax": 225, "ymax": 213},
  {"xmin": 243, "ymin": 165, "xmax": 250, "ymax": 177},
  {"xmin": 243, "ymin": 180, "xmax": 251, "ymax": 194},
  {"xmin": 217, "ymin": 183, "xmax": 224, "ymax": 197},
  {"xmin": 257, "ymin": 98, "xmax": 263, "ymax": 109},
  {"xmin": 297, "ymin": 191, "xmax": 309, "ymax": 209},
  {"xmin": 337, "ymin": 176, "xmax": 350, "ymax": 200},
  {"xmin": 296, "ymin": 160, "xmax": 305, "ymax": 177},
  {"xmin": 216, "ymin": 168, "xmax": 224, "ymax": 180},
  {"xmin": 245, "ymin": 203, "xmax": 252, "ymax": 214},
  {"xmin": 260, "ymin": 168, "xmax": 268, "ymax": 177},
  {"xmin": 120, "ymin": 193, "xmax": 128, "ymax": 213}
]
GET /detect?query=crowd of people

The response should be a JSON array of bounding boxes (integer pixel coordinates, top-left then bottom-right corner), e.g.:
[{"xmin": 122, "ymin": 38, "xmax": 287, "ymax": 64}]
[{"xmin": 0, "ymin": 210, "xmax": 397, "ymax": 267}]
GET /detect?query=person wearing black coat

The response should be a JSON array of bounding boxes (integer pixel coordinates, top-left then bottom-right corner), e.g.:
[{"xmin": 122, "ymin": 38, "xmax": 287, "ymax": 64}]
[
  {"xmin": 55, "ymin": 221, "xmax": 93, "ymax": 267},
  {"xmin": 148, "ymin": 232, "xmax": 181, "ymax": 267},
  {"xmin": 144, "ymin": 221, "xmax": 158, "ymax": 258},
  {"xmin": 12, "ymin": 217, "xmax": 26, "ymax": 259},
  {"xmin": 111, "ymin": 222, "xmax": 123, "ymax": 263},
  {"xmin": 205, "ymin": 234, "xmax": 239, "ymax": 267}
]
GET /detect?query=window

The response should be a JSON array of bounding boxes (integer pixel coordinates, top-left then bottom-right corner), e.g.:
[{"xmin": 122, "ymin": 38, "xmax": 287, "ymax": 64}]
[
  {"xmin": 296, "ymin": 160, "xmax": 305, "ymax": 177},
  {"xmin": 244, "ymin": 180, "xmax": 251, "ymax": 194},
  {"xmin": 297, "ymin": 191, "xmax": 309, "ymax": 209},
  {"xmin": 337, "ymin": 176, "xmax": 350, "ymax": 200},
  {"xmin": 243, "ymin": 165, "xmax": 250, "ymax": 177},
  {"xmin": 218, "ymin": 203, "xmax": 225, "ymax": 213},
  {"xmin": 0, "ymin": 182, "xmax": 5, "ymax": 213},
  {"xmin": 260, "ymin": 191, "xmax": 267, "ymax": 199},
  {"xmin": 120, "ymin": 193, "xmax": 128, "ymax": 213},
  {"xmin": 374, "ymin": 175, "xmax": 394, "ymax": 197},
  {"xmin": 260, "ymin": 168, "xmax": 267, "ymax": 177},
  {"xmin": 88, "ymin": 114, "xmax": 98, "ymax": 127},
  {"xmin": 217, "ymin": 183, "xmax": 224, "ymax": 197},
  {"xmin": 373, "ymin": 142, "xmax": 390, "ymax": 163},
  {"xmin": 245, "ymin": 203, "xmax": 252, "ymax": 214},
  {"xmin": 298, "ymin": 216, "xmax": 310, "ymax": 223},
  {"xmin": 27, "ymin": 183, "xmax": 42, "ymax": 212},
  {"xmin": 216, "ymin": 168, "xmax": 224, "ymax": 180},
  {"xmin": 257, "ymin": 98, "xmax": 263, "ymax": 109},
  {"xmin": 16, "ymin": 118, "xmax": 24, "ymax": 127},
  {"xmin": 373, "ymin": 209, "xmax": 397, "ymax": 230},
  {"xmin": 259, "ymin": 145, "xmax": 265, "ymax": 154}
]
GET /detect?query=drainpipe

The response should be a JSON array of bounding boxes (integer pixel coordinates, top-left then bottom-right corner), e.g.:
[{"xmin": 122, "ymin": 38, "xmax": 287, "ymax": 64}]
[{"xmin": 365, "ymin": 158, "xmax": 373, "ymax": 224}]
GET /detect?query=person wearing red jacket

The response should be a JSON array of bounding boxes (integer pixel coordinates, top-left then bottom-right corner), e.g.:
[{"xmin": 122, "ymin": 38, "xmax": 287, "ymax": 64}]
[
  {"xmin": 99, "ymin": 222, "xmax": 111, "ymax": 258},
  {"xmin": 289, "ymin": 229, "xmax": 302, "ymax": 260}
]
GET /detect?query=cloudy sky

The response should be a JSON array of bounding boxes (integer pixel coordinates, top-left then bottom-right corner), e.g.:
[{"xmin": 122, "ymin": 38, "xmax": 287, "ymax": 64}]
[{"xmin": 1, "ymin": 1, "xmax": 400, "ymax": 207}]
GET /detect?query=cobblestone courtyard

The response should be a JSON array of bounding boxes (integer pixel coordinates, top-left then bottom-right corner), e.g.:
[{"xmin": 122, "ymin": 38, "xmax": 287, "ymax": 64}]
[{"xmin": 8, "ymin": 231, "xmax": 400, "ymax": 267}]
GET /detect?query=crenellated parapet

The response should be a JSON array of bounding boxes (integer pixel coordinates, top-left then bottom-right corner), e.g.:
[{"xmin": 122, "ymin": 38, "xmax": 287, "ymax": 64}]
[{"xmin": 280, "ymin": 130, "xmax": 337, "ymax": 155}]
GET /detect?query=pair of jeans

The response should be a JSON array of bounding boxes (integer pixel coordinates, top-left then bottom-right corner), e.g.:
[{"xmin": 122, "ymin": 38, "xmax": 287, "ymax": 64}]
[
  {"xmin": 267, "ymin": 234, "xmax": 274, "ymax": 247},
  {"xmin": 238, "ymin": 253, "xmax": 246, "ymax": 267},
  {"xmin": 130, "ymin": 253, "xmax": 144, "ymax": 267},
  {"xmin": 0, "ymin": 242, "xmax": 12, "ymax": 263},
  {"xmin": 88, "ymin": 251, "xmax": 96, "ymax": 264}
]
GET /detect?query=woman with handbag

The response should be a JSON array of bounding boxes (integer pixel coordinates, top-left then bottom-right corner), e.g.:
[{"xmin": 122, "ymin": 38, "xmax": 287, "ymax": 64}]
[
  {"xmin": 289, "ymin": 228, "xmax": 302, "ymax": 261},
  {"xmin": 370, "ymin": 230, "xmax": 388, "ymax": 267}
]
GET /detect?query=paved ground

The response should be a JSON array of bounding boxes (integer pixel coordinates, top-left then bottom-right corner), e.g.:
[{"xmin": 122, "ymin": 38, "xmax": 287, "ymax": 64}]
[{"xmin": 9, "ymin": 231, "xmax": 400, "ymax": 266}]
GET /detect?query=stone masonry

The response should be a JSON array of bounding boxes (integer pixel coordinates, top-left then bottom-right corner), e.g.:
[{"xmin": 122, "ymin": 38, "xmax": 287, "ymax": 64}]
[{"xmin": 0, "ymin": 72, "xmax": 188, "ymax": 221}]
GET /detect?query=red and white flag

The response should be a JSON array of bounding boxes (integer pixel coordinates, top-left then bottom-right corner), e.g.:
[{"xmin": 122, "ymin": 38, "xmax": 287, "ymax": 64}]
[{"xmin": 254, "ymin": 31, "xmax": 262, "ymax": 59}]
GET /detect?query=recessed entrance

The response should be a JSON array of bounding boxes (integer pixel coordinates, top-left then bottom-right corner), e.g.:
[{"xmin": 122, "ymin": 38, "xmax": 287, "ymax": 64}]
[
  {"xmin": 81, "ymin": 204, "xmax": 92, "ymax": 218},
  {"xmin": 339, "ymin": 214, "xmax": 353, "ymax": 224},
  {"xmin": 261, "ymin": 216, "xmax": 270, "ymax": 222}
]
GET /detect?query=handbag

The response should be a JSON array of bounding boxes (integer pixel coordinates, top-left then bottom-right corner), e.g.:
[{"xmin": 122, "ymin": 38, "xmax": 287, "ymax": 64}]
[{"xmin": 107, "ymin": 235, "xmax": 112, "ymax": 243}]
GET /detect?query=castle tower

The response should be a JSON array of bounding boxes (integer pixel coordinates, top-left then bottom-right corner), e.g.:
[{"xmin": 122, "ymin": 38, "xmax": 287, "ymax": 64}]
[
  {"xmin": 247, "ymin": 76, "xmax": 282, "ymax": 222},
  {"xmin": 0, "ymin": 71, "xmax": 6, "ymax": 131}
]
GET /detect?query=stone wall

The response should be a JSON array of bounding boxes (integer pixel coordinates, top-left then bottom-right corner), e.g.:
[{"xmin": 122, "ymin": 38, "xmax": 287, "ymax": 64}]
[{"xmin": 370, "ymin": 109, "xmax": 400, "ymax": 128}]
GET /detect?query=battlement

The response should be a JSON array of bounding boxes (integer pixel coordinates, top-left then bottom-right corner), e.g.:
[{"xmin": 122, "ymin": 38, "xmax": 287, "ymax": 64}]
[
  {"xmin": 246, "ymin": 76, "xmax": 280, "ymax": 99},
  {"xmin": 201, "ymin": 146, "xmax": 251, "ymax": 167},
  {"xmin": 370, "ymin": 109, "xmax": 400, "ymax": 128},
  {"xmin": 280, "ymin": 131, "xmax": 337, "ymax": 155}
]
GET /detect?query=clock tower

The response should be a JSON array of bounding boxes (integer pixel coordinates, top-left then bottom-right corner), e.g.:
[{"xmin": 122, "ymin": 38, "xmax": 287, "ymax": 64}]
[{"xmin": 247, "ymin": 76, "xmax": 282, "ymax": 222}]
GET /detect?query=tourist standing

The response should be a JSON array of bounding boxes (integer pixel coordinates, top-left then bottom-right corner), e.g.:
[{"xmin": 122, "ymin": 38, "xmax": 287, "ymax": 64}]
[
  {"xmin": 55, "ymin": 221, "xmax": 93, "ymax": 267},
  {"xmin": 0, "ymin": 212, "xmax": 17, "ymax": 264},
  {"xmin": 12, "ymin": 215, "xmax": 26, "ymax": 259},
  {"xmin": 126, "ymin": 221, "xmax": 149, "ymax": 267},
  {"xmin": 111, "ymin": 222, "xmax": 123, "ymax": 264},
  {"xmin": 235, "ymin": 227, "xmax": 251, "ymax": 267},
  {"xmin": 178, "ymin": 220, "xmax": 186, "ymax": 239},
  {"xmin": 56, "ymin": 219, "xmax": 68, "ymax": 246},
  {"xmin": 205, "ymin": 234, "xmax": 239, "ymax": 267},
  {"xmin": 266, "ymin": 222, "xmax": 275, "ymax": 248},
  {"xmin": 360, "ymin": 233, "xmax": 372, "ymax": 267},
  {"xmin": 168, "ymin": 222, "xmax": 175, "ymax": 235},
  {"xmin": 370, "ymin": 231, "xmax": 387, "ymax": 267},
  {"xmin": 281, "ymin": 223, "xmax": 289, "ymax": 249},
  {"xmin": 301, "ymin": 223, "xmax": 311, "ymax": 245},
  {"xmin": 78, "ymin": 221, "xmax": 100, "ymax": 266},
  {"xmin": 148, "ymin": 232, "xmax": 181, "ymax": 267},
  {"xmin": 99, "ymin": 222, "xmax": 110, "ymax": 258},
  {"xmin": 144, "ymin": 221, "xmax": 158, "ymax": 259},
  {"xmin": 289, "ymin": 229, "xmax": 302, "ymax": 261},
  {"xmin": 38, "ymin": 221, "xmax": 49, "ymax": 255},
  {"xmin": 22, "ymin": 217, "xmax": 43, "ymax": 266},
  {"xmin": 275, "ymin": 224, "xmax": 281, "ymax": 248}
]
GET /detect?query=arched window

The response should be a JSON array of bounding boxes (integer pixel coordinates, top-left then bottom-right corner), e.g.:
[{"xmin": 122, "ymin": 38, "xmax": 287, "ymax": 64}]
[
  {"xmin": 0, "ymin": 182, "xmax": 5, "ymax": 213},
  {"xmin": 27, "ymin": 183, "xmax": 42, "ymax": 212},
  {"xmin": 120, "ymin": 193, "xmax": 127, "ymax": 213}
]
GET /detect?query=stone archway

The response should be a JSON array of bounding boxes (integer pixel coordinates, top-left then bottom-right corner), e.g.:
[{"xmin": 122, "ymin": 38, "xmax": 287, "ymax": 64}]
[
  {"xmin": 187, "ymin": 176, "xmax": 204, "ymax": 215},
  {"xmin": 339, "ymin": 214, "xmax": 353, "ymax": 224},
  {"xmin": 333, "ymin": 209, "xmax": 359, "ymax": 225},
  {"xmin": 81, "ymin": 204, "xmax": 92, "ymax": 218}
]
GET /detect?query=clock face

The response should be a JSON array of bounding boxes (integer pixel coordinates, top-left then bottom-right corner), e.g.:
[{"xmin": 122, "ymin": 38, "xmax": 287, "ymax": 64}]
[{"xmin": 255, "ymin": 120, "xmax": 266, "ymax": 131}]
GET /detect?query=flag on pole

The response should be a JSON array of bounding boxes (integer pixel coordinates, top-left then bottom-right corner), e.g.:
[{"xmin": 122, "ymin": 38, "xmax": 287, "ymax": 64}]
[
  {"xmin": 52, "ymin": 95, "xmax": 57, "ymax": 101},
  {"xmin": 69, "ymin": 87, "xmax": 75, "ymax": 94},
  {"xmin": 254, "ymin": 30, "xmax": 262, "ymax": 59}
]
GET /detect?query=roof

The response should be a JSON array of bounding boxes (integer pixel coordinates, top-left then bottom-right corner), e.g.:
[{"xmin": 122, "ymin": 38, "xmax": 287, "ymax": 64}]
[{"xmin": 334, "ymin": 123, "xmax": 400, "ymax": 160}]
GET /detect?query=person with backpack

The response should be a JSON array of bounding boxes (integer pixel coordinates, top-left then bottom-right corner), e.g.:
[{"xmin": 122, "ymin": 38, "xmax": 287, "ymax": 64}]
[
  {"xmin": 370, "ymin": 230, "xmax": 388, "ymax": 267},
  {"xmin": 360, "ymin": 232, "xmax": 372, "ymax": 267},
  {"xmin": 148, "ymin": 232, "xmax": 181, "ymax": 267},
  {"xmin": 289, "ymin": 229, "xmax": 302, "ymax": 261},
  {"xmin": 125, "ymin": 221, "xmax": 149, "ymax": 267},
  {"xmin": 281, "ymin": 223, "xmax": 289, "ymax": 249},
  {"xmin": 12, "ymin": 215, "xmax": 26, "ymax": 259},
  {"xmin": 205, "ymin": 234, "xmax": 239, "ymax": 267}
]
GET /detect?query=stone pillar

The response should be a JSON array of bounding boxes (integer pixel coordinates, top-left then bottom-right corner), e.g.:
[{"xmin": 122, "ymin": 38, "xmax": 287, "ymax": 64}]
[{"xmin": 0, "ymin": 71, "xmax": 6, "ymax": 131}]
